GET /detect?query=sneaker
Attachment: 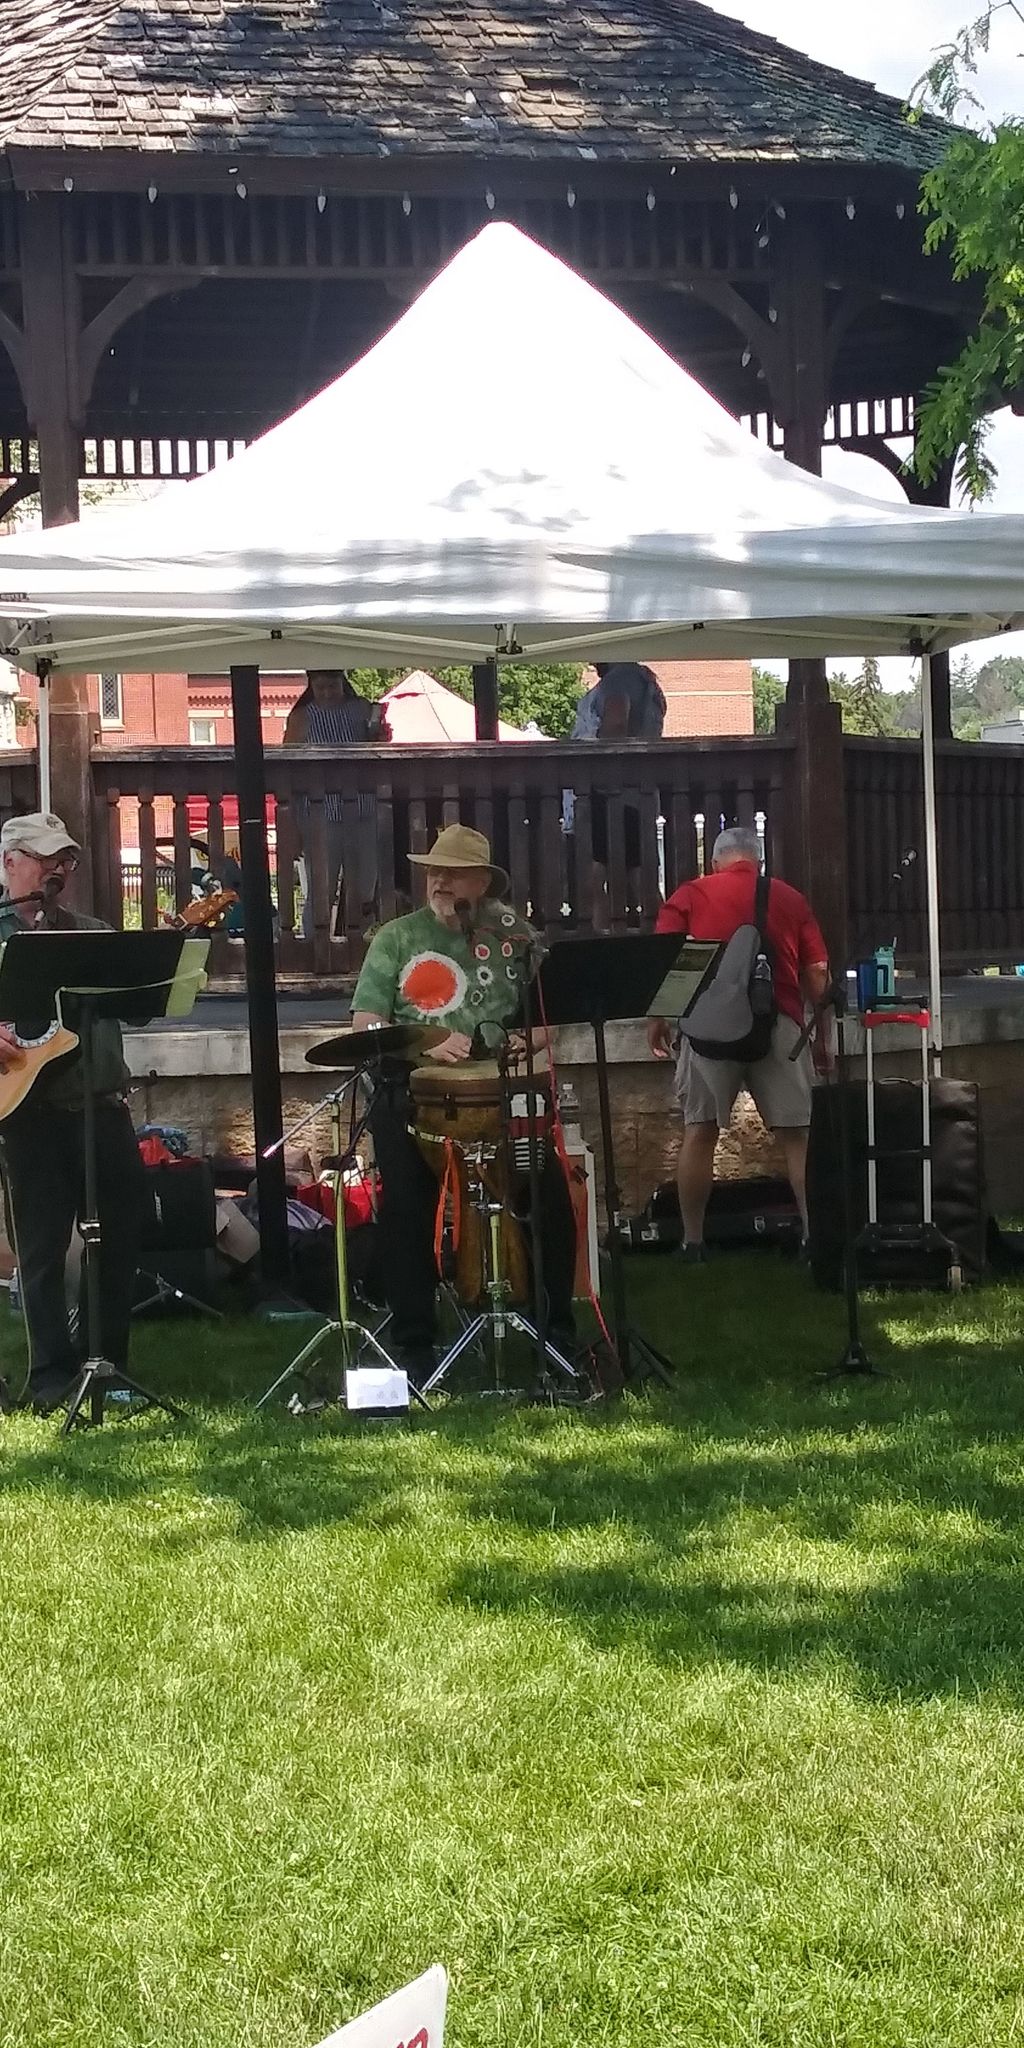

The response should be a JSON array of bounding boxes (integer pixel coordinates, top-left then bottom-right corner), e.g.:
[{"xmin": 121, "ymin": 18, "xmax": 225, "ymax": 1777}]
[{"xmin": 676, "ymin": 1241, "xmax": 708, "ymax": 1265}]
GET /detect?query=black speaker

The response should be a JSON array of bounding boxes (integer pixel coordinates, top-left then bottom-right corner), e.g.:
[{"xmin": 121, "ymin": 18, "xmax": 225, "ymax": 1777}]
[
  {"xmin": 136, "ymin": 1161, "xmax": 220, "ymax": 1316},
  {"xmin": 139, "ymin": 1161, "xmax": 217, "ymax": 1251},
  {"xmin": 807, "ymin": 1079, "xmax": 987, "ymax": 1289}
]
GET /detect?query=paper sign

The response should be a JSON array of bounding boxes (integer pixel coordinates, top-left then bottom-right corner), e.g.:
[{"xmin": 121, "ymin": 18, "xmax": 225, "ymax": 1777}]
[
  {"xmin": 314, "ymin": 1966, "xmax": 447, "ymax": 2048},
  {"xmin": 344, "ymin": 1366, "xmax": 410, "ymax": 1412}
]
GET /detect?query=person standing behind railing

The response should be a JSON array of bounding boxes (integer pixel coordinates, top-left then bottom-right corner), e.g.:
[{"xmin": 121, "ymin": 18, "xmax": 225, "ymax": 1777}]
[
  {"xmin": 283, "ymin": 670, "xmax": 390, "ymax": 939},
  {"xmin": 563, "ymin": 661, "xmax": 666, "ymax": 928}
]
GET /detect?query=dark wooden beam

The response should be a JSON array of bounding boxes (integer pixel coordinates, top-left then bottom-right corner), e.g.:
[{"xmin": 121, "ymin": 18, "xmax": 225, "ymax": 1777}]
[
  {"xmin": 19, "ymin": 192, "xmax": 80, "ymax": 526},
  {"xmin": 230, "ymin": 664, "xmax": 291, "ymax": 1285},
  {"xmin": 472, "ymin": 660, "xmax": 500, "ymax": 743}
]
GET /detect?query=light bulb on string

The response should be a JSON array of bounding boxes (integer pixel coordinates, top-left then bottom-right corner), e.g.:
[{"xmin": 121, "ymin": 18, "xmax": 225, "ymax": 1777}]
[
  {"xmin": 147, "ymin": 183, "xmax": 158, "ymax": 204},
  {"xmin": 402, "ymin": 193, "xmax": 412, "ymax": 216},
  {"xmin": 646, "ymin": 188, "xmax": 656, "ymax": 210},
  {"xmin": 845, "ymin": 198, "xmax": 856, "ymax": 220},
  {"xmin": 566, "ymin": 185, "xmax": 576, "ymax": 208},
  {"xmin": 741, "ymin": 347, "xmax": 752, "ymax": 368},
  {"xmin": 896, "ymin": 201, "xmax": 906, "ymax": 220},
  {"xmin": 729, "ymin": 185, "xmax": 739, "ymax": 209},
  {"xmin": 773, "ymin": 202, "xmax": 787, "ymax": 220},
  {"xmin": 317, "ymin": 188, "xmax": 327, "ymax": 213},
  {"xmin": 235, "ymin": 181, "xmax": 247, "ymax": 199},
  {"xmin": 485, "ymin": 188, "xmax": 495, "ymax": 211}
]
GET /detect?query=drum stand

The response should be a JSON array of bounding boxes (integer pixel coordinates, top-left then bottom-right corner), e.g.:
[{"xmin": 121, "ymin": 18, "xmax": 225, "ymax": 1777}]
[
  {"xmin": 255, "ymin": 1070, "xmax": 429, "ymax": 1414},
  {"xmin": 421, "ymin": 1139, "xmax": 581, "ymax": 1398}
]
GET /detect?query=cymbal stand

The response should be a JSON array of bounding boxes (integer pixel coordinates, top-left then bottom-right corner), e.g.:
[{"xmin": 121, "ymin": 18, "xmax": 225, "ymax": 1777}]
[
  {"xmin": 421, "ymin": 1137, "xmax": 581, "ymax": 1398},
  {"xmin": 255, "ymin": 1069, "xmax": 429, "ymax": 1413}
]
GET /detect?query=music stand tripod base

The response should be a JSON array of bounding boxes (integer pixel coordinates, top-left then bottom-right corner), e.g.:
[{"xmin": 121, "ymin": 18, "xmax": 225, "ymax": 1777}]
[{"xmin": 255, "ymin": 1069, "xmax": 431, "ymax": 1415}]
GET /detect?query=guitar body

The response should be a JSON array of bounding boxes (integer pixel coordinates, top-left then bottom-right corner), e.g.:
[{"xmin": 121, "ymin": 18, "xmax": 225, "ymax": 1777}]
[{"xmin": 0, "ymin": 1023, "xmax": 80, "ymax": 1120}]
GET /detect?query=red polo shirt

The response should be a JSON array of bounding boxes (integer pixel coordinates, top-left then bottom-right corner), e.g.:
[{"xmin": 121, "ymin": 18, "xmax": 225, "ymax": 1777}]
[{"xmin": 655, "ymin": 862, "xmax": 828, "ymax": 1026}]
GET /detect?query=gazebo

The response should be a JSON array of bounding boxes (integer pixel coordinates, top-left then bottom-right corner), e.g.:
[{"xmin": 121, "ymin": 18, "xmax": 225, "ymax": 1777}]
[{"xmin": 0, "ymin": 0, "xmax": 982, "ymax": 952}]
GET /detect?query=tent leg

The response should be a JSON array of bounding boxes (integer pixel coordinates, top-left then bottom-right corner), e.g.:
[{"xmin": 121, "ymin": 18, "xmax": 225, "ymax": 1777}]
[
  {"xmin": 37, "ymin": 660, "xmax": 51, "ymax": 812},
  {"xmin": 920, "ymin": 651, "xmax": 943, "ymax": 1076},
  {"xmin": 230, "ymin": 664, "xmax": 291, "ymax": 1284}
]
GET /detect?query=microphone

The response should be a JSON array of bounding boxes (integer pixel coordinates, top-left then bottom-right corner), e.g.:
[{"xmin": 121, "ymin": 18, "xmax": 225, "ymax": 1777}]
[{"xmin": 454, "ymin": 897, "xmax": 475, "ymax": 941}]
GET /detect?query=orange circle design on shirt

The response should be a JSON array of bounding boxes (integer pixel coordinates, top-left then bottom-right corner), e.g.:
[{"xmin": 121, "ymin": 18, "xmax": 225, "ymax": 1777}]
[{"xmin": 400, "ymin": 952, "xmax": 467, "ymax": 1016}]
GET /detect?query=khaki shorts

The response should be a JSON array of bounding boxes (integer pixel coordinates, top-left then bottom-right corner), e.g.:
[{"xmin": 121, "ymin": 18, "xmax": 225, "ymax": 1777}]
[{"xmin": 675, "ymin": 1013, "xmax": 813, "ymax": 1130}]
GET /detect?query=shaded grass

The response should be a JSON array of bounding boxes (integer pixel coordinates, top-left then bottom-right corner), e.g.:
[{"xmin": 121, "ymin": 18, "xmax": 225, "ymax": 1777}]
[{"xmin": 1, "ymin": 1257, "xmax": 1024, "ymax": 2046}]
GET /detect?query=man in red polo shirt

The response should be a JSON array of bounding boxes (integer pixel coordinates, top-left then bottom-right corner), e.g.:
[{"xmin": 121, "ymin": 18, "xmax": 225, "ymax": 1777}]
[{"xmin": 648, "ymin": 826, "xmax": 830, "ymax": 1258}]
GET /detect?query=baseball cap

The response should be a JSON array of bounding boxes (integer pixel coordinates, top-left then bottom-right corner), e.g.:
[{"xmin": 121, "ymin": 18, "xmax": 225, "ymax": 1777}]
[{"xmin": 0, "ymin": 812, "xmax": 81, "ymax": 859}]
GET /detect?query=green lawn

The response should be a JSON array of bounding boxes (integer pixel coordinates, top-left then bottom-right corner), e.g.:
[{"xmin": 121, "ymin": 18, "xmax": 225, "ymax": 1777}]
[{"xmin": 2, "ymin": 1256, "xmax": 1024, "ymax": 2048}]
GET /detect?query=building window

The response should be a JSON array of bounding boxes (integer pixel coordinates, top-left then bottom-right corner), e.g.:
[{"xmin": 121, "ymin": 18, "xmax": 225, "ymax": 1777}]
[
  {"xmin": 189, "ymin": 717, "xmax": 218, "ymax": 745},
  {"xmin": 99, "ymin": 672, "xmax": 123, "ymax": 728}
]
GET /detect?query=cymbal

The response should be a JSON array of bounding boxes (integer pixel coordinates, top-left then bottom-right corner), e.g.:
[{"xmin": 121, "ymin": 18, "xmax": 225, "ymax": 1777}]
[{"xmin": 305, "ymin": 1022, "xmax": 435, "ymax": 1068}]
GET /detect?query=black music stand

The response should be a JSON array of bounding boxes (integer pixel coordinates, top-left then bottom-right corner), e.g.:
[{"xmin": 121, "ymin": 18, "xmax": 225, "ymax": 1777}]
[
  {"xmin": 522, "ymin": 935, "xmax": 721, "ymax": 1388},
  {"xmin": 0, "ymin": 929, "xmax": 209, "ymax": 1431}
]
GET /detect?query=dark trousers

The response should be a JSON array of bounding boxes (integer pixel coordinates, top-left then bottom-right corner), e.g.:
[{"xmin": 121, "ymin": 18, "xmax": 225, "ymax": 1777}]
[
  {"xmin": 0, "ymin": 1097, "xmax": 144, "ymax": 1400},
  {"xmin": 370, "ymin": 1082, "xmax": 577, "ymax": 1354}
]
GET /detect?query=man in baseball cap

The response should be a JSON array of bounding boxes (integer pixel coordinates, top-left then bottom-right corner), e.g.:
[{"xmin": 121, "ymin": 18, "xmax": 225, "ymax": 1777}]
[
  {"xmin": 0, "ymin": 810, "xmax": 143, "ymax": 1414},
  {"xmin": 0, "ymin": 812, "xmax": 82, "ymax": 862}
]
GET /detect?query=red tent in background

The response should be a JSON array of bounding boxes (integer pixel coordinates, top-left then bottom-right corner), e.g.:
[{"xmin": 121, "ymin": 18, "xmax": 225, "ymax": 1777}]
[{"xmin": 381, "ymin": 668, "xmax": 533, "ymax": 744}]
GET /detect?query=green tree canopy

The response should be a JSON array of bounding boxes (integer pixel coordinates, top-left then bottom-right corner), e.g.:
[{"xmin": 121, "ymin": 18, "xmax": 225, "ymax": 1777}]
[{"xmin": 910, "ymin": 3, "xmax": 1024, "ymax": 499}]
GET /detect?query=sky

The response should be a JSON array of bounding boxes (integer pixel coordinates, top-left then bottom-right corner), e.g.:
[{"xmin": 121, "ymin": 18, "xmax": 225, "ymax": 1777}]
[{"xmin": 721, "ymin": 0, "xmax": 1024, "ymax": 684}]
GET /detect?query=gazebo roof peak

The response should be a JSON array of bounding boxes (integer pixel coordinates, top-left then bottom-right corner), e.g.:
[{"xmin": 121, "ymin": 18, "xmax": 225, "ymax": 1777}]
[{"xmin": 1, "ymin": 0, "xmax": 949, "ymax": 174}]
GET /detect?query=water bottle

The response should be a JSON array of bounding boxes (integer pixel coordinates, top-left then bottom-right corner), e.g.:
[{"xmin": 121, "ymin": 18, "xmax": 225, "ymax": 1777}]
[{"xmin": 750, "ymin": 950, "xmax": 774, "ymax": 1017}]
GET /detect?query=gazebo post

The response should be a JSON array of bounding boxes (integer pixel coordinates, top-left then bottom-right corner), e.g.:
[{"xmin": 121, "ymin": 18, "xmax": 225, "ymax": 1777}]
[
  {"xmin": 472, "ymin": 659, "xmax": 500, "ymax": 741},
  {"xmin": 230, "ymin": 665, "xmax": 290, "ymax": 1284}
]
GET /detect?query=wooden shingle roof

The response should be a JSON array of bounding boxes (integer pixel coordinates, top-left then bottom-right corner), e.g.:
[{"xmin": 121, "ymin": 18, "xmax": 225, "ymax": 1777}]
[{"xmin": 0, "ymin": 0, "xmax": 948, "ymax": 169}]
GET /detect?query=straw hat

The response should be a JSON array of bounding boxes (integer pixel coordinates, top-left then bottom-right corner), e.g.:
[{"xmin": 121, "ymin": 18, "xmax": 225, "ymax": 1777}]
[{"xmin": 408, "ymin": 823, "xmax": 510, "ymax": 898}]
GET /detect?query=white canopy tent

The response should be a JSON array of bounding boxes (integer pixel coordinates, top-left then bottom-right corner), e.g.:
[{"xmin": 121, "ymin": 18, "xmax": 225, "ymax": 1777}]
[
  {"xmin": 0, "ymin": 221, "xmax": 1019, "ymax": 1267},
  {"xmin": 0, "ymin": 222, "xmax": 1021, "ymax": 676}
]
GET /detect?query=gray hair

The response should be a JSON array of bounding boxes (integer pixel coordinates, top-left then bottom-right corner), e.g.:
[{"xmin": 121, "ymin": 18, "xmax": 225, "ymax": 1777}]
[{"xmin": 711, "ymin": 826, "xmax": 762, "ymax": 868}]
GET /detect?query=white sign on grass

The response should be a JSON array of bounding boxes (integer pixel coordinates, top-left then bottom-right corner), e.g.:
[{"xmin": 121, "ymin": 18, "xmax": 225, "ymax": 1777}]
[{"xmin": 314, "ymin": 1966, "xmax": 447, "ymax": 2048}]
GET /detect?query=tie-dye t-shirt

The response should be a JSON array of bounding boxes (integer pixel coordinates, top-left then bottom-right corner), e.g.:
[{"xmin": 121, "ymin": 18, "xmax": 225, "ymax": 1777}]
[{"xmin": 352, "ymin": 904, "xmax": 537, "ymax": 1049}]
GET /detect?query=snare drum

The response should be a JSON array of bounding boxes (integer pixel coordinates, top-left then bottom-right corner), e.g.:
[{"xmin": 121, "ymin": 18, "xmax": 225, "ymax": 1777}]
[{"xmin": 409, "ymin": 1060, "xmax": 553, "ymax": 1305}]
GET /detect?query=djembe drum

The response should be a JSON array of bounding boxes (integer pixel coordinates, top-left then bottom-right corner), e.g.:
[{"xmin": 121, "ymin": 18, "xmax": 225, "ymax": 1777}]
[{"xmin": 409, "ymin": 1059, "xmax": 553, "ymax": 1305}]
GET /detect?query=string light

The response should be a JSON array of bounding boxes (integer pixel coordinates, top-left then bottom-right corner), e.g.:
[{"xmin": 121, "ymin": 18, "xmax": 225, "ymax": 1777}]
[
  {"xmin": 896, "ymin": 201, "xmax": 906, "ymax": 220},
  {"xmin": 317, "ymin": 188, "xmax": 327, "ymax": 213},
  {"xmin": 566, "ymin": 185, "xmax": 576, "ymax": 208},
  {"xmin": 235, "ymin": 181, "xmax": 247, "ymax": 199},
  {"xmin": 485, "ymin": 188, "xmax": 495, "ymax": 211},
  {"xmin": 729, "ymin": 185, "xmax": 739, "ymax": 209},
  {"xmin": 63, "ymin": 176, "xmax": 74, "ymax": 192},
  {"xmin": 773, "ymin": 202, "xmax": 787, "ymax": 220},
  {"xmin": 147, "ymin": 183, "xmax": 158, "ymax": 203},
  {"xmin": 646, "ymin": 188, "xmax": 656, "ymax": 210},
  {"xmin": 768, "ymin": 305, "xmax": 778, "ymax": 324},
  {"xmin": 845, "ymin": 198, "xmax": 856, "ymax": 219},
  {"xmin": 741, "ymin": 347, "xmax": 752, "ymax": 368},
  {"xmin": 402, "ymin": 193, "xmax": 412, "ymax": 216}
]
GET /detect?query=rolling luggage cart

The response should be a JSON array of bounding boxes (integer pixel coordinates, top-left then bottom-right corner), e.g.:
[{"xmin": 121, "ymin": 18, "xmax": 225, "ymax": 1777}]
[{"xmin": 859, "ymin": 1000, "xmax": 962, "ymax": 1292}]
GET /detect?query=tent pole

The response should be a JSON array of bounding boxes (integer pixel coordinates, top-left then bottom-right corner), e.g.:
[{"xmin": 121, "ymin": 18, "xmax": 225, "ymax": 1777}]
[
  {"xmin": 230, "ymin": 664, "xmax": 291, "ymax": 1283},
  {"xmin": 919, "ymin": 651, "xmax": 943, "ymax": 1076},
  {"xmin": 37, "ymin": 660, "xmax": 51, "ymax": 812}
]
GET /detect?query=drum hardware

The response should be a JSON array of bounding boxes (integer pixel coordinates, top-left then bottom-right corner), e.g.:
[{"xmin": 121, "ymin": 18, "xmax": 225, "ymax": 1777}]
[
  {"xmin": 304, "ymin": 1022, "xmax": 445, "ymax": 1068},
  {"xmin": 408, "ymin": 1054, "xmax": 583, "ymax": 1399},
  {"xmin": 254, "ymin": 1067, "xmax": 430, "ymax": 1415}
]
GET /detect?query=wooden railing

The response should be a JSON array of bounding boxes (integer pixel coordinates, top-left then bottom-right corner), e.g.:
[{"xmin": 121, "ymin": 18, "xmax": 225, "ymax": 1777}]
[
  {"xmin": 845, "ymin": 736, "xmax": 1024, "ymax": 968},
  {"xmin": 90, "ymin": 739, "xmax": 794, "ymax": 982}
]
